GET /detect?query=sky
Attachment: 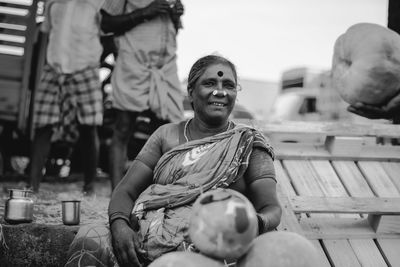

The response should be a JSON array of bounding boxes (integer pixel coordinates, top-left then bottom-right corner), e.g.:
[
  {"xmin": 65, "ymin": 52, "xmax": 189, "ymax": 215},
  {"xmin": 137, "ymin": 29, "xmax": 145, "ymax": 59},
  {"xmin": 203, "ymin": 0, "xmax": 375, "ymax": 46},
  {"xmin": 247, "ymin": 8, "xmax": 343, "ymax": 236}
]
[{"xmin": 176, "ymin": 0, "xmax": 388, "ymax": 83}]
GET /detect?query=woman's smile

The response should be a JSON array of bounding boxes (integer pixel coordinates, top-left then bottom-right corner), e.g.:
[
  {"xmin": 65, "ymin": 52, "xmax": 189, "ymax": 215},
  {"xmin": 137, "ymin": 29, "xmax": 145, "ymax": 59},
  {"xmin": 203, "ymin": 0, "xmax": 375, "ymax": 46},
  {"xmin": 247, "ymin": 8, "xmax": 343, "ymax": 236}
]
[{"xmin": 209, "ymin": 101, "xmax": 227, "ymax": 107}]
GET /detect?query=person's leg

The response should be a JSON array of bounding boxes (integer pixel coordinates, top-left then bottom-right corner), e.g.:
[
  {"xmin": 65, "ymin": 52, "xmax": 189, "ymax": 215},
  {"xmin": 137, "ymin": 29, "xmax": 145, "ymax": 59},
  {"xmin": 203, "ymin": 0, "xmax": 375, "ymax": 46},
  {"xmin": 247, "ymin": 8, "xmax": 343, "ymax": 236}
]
[
  {"xmin": 29, "ymin": 125, "xmax": 53, "ymax": 192},
  {"xmin": 79, "ymin": 125, "xmax": 99, "ymax": 194},
  {"xmin": 109, "ymin": 110, "xmax": 138, "ymax": 190}
]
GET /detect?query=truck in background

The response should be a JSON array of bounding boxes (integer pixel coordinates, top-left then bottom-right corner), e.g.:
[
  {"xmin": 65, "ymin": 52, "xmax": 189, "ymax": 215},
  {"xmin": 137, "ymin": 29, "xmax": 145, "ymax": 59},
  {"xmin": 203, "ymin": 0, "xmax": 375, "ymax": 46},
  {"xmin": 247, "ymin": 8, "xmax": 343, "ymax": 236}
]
[
  {"xmin": 269, "ymin": 66, "xmax": 369, "ymax": 123},
  {"xmin": 267, "ymin": 66, "xmax": 390, "ymax": 143}
]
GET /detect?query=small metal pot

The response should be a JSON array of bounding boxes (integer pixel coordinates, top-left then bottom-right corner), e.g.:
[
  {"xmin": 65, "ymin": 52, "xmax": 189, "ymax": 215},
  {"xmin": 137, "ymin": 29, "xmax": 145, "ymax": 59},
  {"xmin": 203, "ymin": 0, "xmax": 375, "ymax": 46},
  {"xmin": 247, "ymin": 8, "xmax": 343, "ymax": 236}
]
[
  {"xmin": 62, "ymin": 200, "xmax": 81, "ymax": 225},
  {"xmin": 4, "ymin": 189, "xmax": 34, "ymax": 224}
]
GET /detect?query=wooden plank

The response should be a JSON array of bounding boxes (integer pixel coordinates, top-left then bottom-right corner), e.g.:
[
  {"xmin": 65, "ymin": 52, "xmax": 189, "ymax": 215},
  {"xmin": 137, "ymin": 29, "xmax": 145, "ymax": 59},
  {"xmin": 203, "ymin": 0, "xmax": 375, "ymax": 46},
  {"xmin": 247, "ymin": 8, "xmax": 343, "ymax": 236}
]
[
  {"xmin": 358, "ymin": 161, "xmax": 400, "ymax": 266},
  {"xmin": 274, "ymin": 161, "xmax": 304, "ymax": 233},
  {"xmin": 300, "ymin": 217, "xmax": 400, "ymax": 239},
  {"xmin": 324, "ymin": 136, "xmax": 363, "ymax": 156},
  {"xmin": 260, "ymin": 121, "xmax": 400, "ymax": 139},
  {"xmin": 309, "ymin": 240, "xmax": 332, "ymax": 267},
  {"xmin": 274, "ymin": 160, "xmax": 297, "ymax": 197},
  {"xmin": 332, "ymin": 160, "xmax": 376, "ymax": 222},
  {"xmin": 306, "ymin": 160, "xmax": 385, "ymax": 265},
  {"xmin": 282, "ymin": 160, "xmax": 324, "ymax": 197},
  {"xmin": 358, "ymin": 162, "xmax": 400, "ymax": 197},
  {"xmin": 277, "ymin": 191, "xmax": 304, "ymax": 234},
  {"xmin": 0, "ymin": 39, "xmax": 25, "ymax": 47},
  {"xmin": 1, "ymin": 0, "xmax": 33, "ymax": 6},
  {"xmin": 323, "ymin": 240, "xmax": 361, "ymax": 267},
  {"xmin": 368, "ymin": 215, "xmax": 400, "ymax": 233},
  {"xmin": 349, "ymin": 239, "xmax": 387, "ymax": 267},
  {"xmin": 381, "ymin": 162, "xmax": 400, "ymax": 193},
  {"xmin": 0, "ymin": 43, "xmax": 23, "ymax": 55},
  {"xmin": 310, "ymin": 160, "xmax": 348, "ymax": 197},
  {"xmin": 17, "ymin": 2, "xmax": 37, "ymax": 132},
  {"xmin": 311, "ymin": 160, "xmax": 357, "ymax": 219},
  {"xmin": 377, "ymin": 238, "xmax": 400, "ymax": 267},
  {"xmin": 282, "ymin": 159, "xmax": 390, "ymax": 265},
  {"xmin": 274, "ymin": 143, "xmax": 400, "ymax": 161},
  {"xmin": 0, "ymin": 8, "xmax": 30, "ymax": 22},
  {"xmin": 331, "ymin": 161, "xmax": 373, "ymax": 198},
  {"xmin": 282, "ymin": 160, "xmax": 363, "ymax": 265},
  {"xmin": 274, "ymin": 161, "xmax": 330, "ymax": 264},
  {"xmin": 290, "ymin": 196, "xmax": 400, "ymax": 214},
  {"xmin": 0, "ymin": 27, "xmax": 26, "ymax": 37}
]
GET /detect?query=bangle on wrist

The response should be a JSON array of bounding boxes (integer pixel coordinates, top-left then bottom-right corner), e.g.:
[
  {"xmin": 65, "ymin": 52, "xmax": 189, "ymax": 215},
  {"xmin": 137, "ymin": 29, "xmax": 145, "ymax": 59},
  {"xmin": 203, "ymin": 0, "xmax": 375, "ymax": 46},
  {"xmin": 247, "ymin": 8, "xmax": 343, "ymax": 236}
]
[{"xmin": 109, "ymin": 214, "xmax": 131, "ymax": 228}]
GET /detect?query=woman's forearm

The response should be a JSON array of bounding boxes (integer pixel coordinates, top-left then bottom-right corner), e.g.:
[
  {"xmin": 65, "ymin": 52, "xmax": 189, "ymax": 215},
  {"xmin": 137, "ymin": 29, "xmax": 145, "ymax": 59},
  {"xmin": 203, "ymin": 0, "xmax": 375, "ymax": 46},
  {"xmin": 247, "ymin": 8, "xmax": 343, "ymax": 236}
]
[
  {"xmin": 100, "ymin": 9, "xmax": 148, "ymax": 35},
  {"xmin": 108, "ymin": 188, "xmax": 136, "ymax": 225},
  {"xmin": 108, "ymin": 159, "xmax": 154, "ymax": 226},
  {"xmin": 257, "ymin": 205, "xmax": 282, "ymax": 233}
]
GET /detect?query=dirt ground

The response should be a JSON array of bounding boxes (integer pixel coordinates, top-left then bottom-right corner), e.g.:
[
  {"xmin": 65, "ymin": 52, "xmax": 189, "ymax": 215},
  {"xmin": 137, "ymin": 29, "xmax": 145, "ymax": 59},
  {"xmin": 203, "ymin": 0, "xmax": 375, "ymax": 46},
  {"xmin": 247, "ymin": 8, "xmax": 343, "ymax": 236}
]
[{"xmin": 0, "ymin": 176, "xmax": 112, "ymax": 225}]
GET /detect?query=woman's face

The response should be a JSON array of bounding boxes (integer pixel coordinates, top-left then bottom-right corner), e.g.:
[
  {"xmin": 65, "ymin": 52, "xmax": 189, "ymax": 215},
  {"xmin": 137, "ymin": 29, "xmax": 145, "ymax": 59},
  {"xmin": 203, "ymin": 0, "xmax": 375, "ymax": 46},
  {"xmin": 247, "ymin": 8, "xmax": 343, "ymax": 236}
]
[{"xmin": 189, "ymin": 63, "xmax": 237, "ymax": 125}]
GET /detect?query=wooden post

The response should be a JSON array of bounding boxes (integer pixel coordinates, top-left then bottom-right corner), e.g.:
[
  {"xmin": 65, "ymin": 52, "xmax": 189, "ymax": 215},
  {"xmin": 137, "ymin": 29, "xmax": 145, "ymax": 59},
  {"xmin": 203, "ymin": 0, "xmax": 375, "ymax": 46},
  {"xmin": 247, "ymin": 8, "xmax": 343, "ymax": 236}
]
[
  {"xmin": 324, "ymin": 136, "xmax": 364, "ymax": 156},
  {"xmin": 368, "ymin": 215, "xmax": 400, "ymax": 233}
]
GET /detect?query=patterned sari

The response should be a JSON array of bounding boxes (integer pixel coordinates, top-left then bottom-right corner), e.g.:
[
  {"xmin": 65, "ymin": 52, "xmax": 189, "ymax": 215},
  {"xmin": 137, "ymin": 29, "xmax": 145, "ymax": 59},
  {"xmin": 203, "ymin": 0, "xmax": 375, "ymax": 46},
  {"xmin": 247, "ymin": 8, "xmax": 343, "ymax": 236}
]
[{"xmin": 65, "ymin": 125, "xmax": 273, "ymax": 266}]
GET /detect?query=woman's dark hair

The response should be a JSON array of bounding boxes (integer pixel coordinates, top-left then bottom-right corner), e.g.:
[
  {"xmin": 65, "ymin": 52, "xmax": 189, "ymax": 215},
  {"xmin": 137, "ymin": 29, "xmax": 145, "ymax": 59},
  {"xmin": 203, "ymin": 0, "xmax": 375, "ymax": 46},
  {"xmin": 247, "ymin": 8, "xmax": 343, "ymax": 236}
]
[{"xmin": 187, "ymin": 54, "xmax": 238, "ymax": 93}]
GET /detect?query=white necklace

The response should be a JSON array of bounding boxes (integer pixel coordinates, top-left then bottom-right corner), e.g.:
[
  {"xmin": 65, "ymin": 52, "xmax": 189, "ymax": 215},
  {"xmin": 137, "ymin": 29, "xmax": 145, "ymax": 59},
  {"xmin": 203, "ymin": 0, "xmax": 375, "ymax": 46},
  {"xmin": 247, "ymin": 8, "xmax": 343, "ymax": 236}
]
[{"xmin": 184, "ymin": 119, "xmax": 232, "ymax": 142}]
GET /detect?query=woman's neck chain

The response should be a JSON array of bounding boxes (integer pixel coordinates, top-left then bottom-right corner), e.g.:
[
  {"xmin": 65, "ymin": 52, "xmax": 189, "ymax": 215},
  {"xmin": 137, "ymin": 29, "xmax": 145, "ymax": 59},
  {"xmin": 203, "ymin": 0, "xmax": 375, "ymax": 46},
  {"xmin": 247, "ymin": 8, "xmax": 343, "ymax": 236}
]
[{"xmin": 184, "ymin": 119, "xmax": 232, "ymax": 142}]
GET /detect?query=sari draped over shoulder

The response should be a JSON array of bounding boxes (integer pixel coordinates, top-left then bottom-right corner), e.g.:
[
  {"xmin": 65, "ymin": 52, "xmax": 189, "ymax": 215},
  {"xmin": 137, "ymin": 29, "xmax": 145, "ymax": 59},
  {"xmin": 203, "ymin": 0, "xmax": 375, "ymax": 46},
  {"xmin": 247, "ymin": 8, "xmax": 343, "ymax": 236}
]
[{"xmin": 133, "ymin": 124, "xmax": 274, "ymax": 261}]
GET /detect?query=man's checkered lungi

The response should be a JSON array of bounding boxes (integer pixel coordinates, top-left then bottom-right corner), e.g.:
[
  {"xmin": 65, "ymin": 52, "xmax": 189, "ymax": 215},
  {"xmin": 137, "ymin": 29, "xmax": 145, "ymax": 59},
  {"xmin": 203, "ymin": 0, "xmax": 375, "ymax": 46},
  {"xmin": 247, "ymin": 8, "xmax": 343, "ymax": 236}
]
[{"xmin": 33, "ymin": 64, "xmax": 103, "ymax": 142}]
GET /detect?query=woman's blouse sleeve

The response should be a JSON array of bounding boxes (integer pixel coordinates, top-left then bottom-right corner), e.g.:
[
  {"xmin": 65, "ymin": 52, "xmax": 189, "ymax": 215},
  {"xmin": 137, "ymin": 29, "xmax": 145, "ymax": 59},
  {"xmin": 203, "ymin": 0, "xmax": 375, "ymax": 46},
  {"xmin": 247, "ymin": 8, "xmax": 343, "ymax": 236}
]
[
  {"xmin": 245, "ymin": 147, "xmax": 276, "ymax": 184},
  {"xmin": 134, "ymin": 123, "xmax": 180, "ymax": 170},
  {"xmin": 134, "ymin": 127, "xmax": 165, "ymax": 171}
]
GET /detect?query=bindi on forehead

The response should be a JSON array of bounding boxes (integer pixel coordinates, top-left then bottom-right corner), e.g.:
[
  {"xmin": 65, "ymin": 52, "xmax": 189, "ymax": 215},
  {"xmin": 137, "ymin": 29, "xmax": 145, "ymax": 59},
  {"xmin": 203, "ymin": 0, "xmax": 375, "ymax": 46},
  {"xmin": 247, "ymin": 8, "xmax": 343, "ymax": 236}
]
[{"xmin": 217, "ymin": 71, "xmax": 224, "ymax": 77}]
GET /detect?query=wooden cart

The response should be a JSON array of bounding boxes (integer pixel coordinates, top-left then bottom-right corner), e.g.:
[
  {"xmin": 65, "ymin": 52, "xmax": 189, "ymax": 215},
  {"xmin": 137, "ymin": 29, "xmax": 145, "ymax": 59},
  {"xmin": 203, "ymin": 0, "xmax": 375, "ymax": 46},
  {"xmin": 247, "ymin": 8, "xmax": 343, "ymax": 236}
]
[
  {"xmin": 260, "ymin": 121, "xmax": 400, "ymax": 267},
  {"xmin": 0, "ymin": 0, "xmax": 46, "ymax": 174}
]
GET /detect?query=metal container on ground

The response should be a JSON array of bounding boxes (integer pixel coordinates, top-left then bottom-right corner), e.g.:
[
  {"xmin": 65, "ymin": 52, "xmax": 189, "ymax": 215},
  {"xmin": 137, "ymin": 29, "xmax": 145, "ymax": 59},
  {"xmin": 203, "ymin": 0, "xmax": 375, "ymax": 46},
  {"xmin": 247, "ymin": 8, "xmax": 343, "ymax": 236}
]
[
  {"xmin": 61, "ymin": 200, "xmax": 81, "ymax": 225},
  {"xmin": 4, "ymin": 189, "xmax": 34, "ymax": 223}
]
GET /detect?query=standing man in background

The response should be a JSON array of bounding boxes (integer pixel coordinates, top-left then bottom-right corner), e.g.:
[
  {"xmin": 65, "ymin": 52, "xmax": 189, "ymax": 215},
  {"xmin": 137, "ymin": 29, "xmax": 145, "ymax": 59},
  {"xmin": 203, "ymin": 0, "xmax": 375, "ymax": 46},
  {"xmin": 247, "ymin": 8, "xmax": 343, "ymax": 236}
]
[
  {"xmin": 101, "ymin": 0, "xmax": 185, "ymax": 190},
  {"xmin": 29, "ymin": 0, "xmax": 104, "ymax": 194}
]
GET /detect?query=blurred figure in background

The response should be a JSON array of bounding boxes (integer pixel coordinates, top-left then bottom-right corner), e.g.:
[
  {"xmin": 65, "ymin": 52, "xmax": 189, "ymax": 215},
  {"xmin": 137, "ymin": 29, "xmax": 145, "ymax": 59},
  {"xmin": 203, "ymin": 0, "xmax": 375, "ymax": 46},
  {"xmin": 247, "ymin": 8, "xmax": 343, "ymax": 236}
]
[
  {"xmin": 29, "ymin": 0, "xmax": 104, "ymax": 194},
  {"xmin": 101, "ymin": 0, "xmax": 185, "ymax": 190}
]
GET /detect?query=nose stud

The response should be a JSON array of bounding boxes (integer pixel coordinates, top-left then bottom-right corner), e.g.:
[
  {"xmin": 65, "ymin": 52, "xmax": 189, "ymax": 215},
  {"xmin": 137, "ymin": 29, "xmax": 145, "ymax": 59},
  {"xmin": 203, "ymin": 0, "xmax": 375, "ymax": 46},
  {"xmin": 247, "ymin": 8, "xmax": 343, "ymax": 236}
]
[{"xmin": 212, "ymin": 90, "xmax": 227, "ymax": 96}]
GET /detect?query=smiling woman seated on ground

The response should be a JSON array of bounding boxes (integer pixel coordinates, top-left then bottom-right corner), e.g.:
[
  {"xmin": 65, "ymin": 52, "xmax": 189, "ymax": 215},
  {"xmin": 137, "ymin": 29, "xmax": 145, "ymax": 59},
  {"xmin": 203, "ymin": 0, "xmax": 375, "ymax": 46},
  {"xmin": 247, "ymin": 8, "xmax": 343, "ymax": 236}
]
[{"xmin": 65, "ymin": 54, "xmax": 282, "ymax": 267}]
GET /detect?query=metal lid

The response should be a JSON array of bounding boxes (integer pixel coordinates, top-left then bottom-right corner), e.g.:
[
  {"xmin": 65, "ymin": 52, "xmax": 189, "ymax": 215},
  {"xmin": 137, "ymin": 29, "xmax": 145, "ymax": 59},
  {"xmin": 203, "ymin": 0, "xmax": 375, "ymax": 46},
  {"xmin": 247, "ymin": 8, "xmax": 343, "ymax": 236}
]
[{"xmin": 8, "ymin": 189, "xmax": 33, "ymax": 198}]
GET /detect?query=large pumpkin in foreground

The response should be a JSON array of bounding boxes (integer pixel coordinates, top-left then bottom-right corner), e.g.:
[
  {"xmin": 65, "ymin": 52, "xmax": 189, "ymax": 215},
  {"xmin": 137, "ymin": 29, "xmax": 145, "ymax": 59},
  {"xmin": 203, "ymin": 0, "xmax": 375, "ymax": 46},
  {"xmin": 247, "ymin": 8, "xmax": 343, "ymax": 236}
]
[
  {"xmin": 237, "ymin": 231, "xmax": 323, "ymax": 267},
  {"xmin": 331, "ymin": 23, "xmax": 400, "ymax": 106},
  {"xmin": 189, "ymin": 188, "xmax": 258, "ymax": 261},
  {"xmin": 149, "ymin": 251, "xmax": 224, "ymax": 267}
]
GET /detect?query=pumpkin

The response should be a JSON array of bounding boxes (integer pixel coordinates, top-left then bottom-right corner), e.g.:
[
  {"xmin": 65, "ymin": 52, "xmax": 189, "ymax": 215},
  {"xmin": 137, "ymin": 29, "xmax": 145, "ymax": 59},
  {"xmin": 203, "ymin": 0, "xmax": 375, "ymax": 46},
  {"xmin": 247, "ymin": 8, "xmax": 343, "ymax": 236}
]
[
  {"xmin": 188, "ymin": 188, "xmax": 258, "ymax": 261},
  {"xmin": 331, "ymin": 23, "xmax": 400, "ymax": 106},
  {"xmin": 148, "ymin": 251, "xmax": 224, "ymax": 267},
  {"xmin": 237, "ymin": 231, "xmax": 323, "ymax": 267}
]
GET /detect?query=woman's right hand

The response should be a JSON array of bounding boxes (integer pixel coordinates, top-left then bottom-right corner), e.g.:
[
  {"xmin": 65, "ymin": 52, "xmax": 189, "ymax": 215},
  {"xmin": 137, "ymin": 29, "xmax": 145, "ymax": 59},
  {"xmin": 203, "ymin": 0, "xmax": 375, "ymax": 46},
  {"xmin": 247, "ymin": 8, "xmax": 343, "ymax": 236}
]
[{"xmin": 111, "ymin": 219, "xmax": 143, "ymax": 267}]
